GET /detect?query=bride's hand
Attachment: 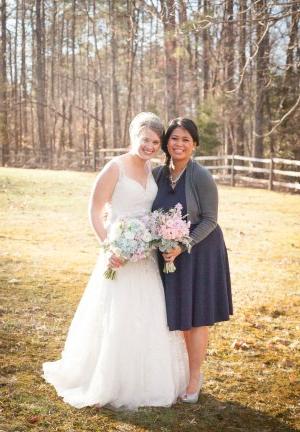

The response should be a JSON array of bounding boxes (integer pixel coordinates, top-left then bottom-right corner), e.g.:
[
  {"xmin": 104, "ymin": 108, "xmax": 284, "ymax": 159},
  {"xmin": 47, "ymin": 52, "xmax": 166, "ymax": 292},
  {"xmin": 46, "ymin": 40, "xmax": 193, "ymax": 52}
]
[
  {"xmin": 108, "ymin": 253, "xmax": 124, "ymax": 269},
  {"xmin": 162, "ymin": 246, "xmax": 182, "ymax": 262}
]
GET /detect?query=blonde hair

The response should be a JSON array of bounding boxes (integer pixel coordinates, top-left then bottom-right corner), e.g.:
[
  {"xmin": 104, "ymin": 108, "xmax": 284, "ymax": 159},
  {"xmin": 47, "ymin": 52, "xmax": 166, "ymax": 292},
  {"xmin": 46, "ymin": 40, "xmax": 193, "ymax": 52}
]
[{"xmin": 129, "ymin": 112, "xmax": 164, "ymax": 142}]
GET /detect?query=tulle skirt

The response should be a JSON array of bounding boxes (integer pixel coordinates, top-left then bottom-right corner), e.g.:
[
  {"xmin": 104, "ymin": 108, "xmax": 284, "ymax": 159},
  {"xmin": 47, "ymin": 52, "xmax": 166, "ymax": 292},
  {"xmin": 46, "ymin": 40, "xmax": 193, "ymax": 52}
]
[{"xmin": 42, "ymin": 251, "xmax": 188, "ymax": 410}]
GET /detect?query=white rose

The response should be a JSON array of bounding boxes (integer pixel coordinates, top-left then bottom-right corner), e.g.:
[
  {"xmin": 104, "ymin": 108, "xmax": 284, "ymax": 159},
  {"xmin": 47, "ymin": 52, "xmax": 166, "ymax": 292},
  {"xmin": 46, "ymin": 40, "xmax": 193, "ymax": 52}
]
[{"xmin": 142, "ymin": 231, "xmax": 152, "ymax": 242}]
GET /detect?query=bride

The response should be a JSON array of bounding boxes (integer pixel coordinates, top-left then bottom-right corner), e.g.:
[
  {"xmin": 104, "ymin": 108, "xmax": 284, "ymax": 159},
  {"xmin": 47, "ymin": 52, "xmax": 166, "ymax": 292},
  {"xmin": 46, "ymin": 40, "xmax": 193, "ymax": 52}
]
[{"xmin": 42, "ymin": 112, "xmax": 188, "ymax": 410}]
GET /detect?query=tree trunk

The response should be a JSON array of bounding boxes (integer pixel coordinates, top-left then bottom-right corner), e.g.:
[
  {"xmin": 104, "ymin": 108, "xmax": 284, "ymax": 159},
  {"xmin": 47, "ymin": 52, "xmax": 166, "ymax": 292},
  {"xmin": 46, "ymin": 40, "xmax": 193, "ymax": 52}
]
[
  {"xmin": 139, "ymin": 8, "xmax": 145, "ymax": 111},
  {"xmin": 21, "ymin": 0, "xmax": 28, "ymax": 140},
  {"xmin": 50, "ymin": 0, "xmax": 57, "ymax": 101},
  {"xmin": 236, "ymin": 0, "xmax": 247, "ymax": 156},
  {"xmin": 161, "ymin": 0, "xmax": 177, "ymax": 120},
  {"xmin": 14, "ymin": 0, "xmax": 20, "ymax": 155},
  {"xmin": 35, "ymin": 0, "xmax": 47, "ymax": 163},
  {"xmin": 58, "ymin": 100, "xmax": 66, "ymax": 157},
  {"xmin": 92, "ymin": 0, "xmax": 107, "ymax": 149},
  {"xmin": 0, "ymin": 0, "xmax": 9, "ymax": 165},
  {"xmin": 122, "ymin": 2, "xmax": 139, "ymax": 147},
  {"xmin": 30, "ymin": 5, "xmax": 36, "ymax": 154},
  {"xmin": 93, "ymin": 78, "xmax": 100, "ymax": 169},
  {"xmin": 177, "ymin": 0, "xmax": 188, "ymax": 114},
  {"xmin": 254, "ymin": 0, "xmax": 268, "ymax": 159},
  {"xmin": 203, "ymin": 0, "xmax": 210, "ymax": 100},
  {"xmin": 224, "ymin": 0, "xmax": 235, "ymax": 155},
  {"xmin": 72, "ymin": 0, "xmax": 76, "ymax": 96},
  {"xmin": 109, "ymin": 0, "xmax": 121, "ymax": 147}
]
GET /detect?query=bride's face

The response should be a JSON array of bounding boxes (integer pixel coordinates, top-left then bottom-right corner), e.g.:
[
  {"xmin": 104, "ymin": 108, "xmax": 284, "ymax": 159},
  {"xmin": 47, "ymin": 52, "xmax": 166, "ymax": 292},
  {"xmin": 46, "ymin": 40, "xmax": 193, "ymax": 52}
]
[{"xmin": 130, "ymin": 127, "xmax": 161, "ymax": 160}]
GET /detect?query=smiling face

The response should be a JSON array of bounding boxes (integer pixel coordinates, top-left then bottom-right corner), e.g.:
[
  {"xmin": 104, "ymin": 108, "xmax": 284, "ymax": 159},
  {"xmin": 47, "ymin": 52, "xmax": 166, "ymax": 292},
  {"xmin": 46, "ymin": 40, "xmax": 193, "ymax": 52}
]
[
  {"xmin": 167, "ymin": 127, "xmax": 196, "ymax": 164},
  {"xmin": 130, "ymin": 127, "xmax": 161, "ymax": 160}
]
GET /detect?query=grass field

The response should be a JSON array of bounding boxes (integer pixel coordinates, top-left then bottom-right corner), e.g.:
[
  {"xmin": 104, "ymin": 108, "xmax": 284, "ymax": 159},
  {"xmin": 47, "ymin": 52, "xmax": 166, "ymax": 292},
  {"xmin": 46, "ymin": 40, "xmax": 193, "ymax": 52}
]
[{"xmin": 0, "ymin": 167, "xmax": 299, "ymax": 432}]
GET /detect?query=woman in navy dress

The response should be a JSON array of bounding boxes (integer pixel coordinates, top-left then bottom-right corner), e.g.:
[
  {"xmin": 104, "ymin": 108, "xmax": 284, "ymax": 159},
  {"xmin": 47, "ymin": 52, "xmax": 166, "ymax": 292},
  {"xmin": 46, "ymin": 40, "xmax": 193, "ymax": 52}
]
[{"xmin": 152, "ymin": 118, "xmax": 233, "ymax": 403}]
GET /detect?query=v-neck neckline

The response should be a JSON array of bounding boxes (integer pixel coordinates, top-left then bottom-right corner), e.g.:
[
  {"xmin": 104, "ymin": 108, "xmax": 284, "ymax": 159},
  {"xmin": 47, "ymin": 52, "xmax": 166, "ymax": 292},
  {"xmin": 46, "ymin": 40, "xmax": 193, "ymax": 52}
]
[{"xmin": 123, "ymin": 171, "xmax": 151, "ymax": 192}]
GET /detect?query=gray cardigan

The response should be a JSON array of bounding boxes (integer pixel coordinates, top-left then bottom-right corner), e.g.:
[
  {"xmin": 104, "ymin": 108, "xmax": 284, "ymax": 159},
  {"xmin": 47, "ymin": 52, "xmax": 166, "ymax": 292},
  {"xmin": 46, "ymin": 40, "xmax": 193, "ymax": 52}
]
[{"xmin": 152, "ymin": 159, "xmax": 218, "ymax": 248}]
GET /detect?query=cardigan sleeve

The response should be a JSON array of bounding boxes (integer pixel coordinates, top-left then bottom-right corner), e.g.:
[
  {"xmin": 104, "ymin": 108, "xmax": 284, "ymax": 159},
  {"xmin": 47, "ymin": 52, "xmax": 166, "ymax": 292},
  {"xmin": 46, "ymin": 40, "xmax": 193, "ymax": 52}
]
[{"xmin": 189, "ymin": 166, "xmax": 218, "ymax": 247}]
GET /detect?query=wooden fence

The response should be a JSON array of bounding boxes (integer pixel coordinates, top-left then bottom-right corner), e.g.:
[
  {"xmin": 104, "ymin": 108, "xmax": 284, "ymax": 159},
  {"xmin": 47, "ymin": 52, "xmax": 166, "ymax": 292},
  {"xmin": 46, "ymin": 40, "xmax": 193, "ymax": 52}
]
[
  {"xmin": 100, "ymin": 150, "xmax": 300, "ymax": 192},
  {"xmin": 4, "ymin": 148, "xmax": 300, "ymax": 192},
  {"xmin": 194, "ymin": 154, "xmax": 300, "ymax": 192}
]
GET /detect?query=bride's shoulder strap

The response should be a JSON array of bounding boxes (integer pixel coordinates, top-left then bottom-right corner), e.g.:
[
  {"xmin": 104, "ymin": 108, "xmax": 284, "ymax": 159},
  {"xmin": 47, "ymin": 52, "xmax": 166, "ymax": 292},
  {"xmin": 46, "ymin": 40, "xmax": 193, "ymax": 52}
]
[
  {"xmin": 146, "ymin": 159, "xmax": 152, "ymax": 174},
  {"xmin": 111, "ymin": 157, "xmax": 125, "ymax": 178}
]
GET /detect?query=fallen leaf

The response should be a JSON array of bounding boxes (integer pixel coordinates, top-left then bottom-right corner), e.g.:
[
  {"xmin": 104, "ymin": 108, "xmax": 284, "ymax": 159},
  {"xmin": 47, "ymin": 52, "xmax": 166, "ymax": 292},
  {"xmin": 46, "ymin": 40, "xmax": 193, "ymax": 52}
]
[
  {"xmin": 270, "ymin": 310, "xmax": 285, "ymax": 318},
  {"xmin": 27, "ymin": 415, "xmax": 40, "ymax": 424},
  {"xmin": 231, "ymin": 340, "xmax": 251, "ymax": 350},
  {"xmin": 251, "ymin": 322, "xmax": 264, "ymax": 329},
  {"xmin": 288, "ymin": 373, "xmax": 299, "ymax": 383},
  {"xmin": 280, "ymin": 358, "xmax": 295, "ymax": 368}
]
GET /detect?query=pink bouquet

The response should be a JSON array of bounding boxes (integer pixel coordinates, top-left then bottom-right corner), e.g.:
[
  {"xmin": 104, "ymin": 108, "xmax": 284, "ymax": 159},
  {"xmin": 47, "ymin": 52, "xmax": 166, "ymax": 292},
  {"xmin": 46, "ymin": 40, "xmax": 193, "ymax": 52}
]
[{"xmin": 148, "ymin": 203, "xmax": 192, "ymax": 273}]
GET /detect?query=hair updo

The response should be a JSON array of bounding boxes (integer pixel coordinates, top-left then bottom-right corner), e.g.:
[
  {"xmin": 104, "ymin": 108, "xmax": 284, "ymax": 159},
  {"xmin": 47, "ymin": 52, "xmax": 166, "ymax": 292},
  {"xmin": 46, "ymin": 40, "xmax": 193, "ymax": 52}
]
[
  {"xmin": 162, "ymin": 117, "xmax": 200, "ymax": 168},
  {"xmin": 129, "ymin": 112, "xmax": 164, "ymax": 143}
]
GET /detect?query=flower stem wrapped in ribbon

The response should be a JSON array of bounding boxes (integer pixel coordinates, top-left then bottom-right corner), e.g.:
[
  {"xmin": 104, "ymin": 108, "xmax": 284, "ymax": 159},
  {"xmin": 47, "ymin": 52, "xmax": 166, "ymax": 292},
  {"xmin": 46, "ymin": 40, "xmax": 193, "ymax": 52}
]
[
  {"xmin": 102, "ymin": 217, "xmax": 153, "ymax": 280},
  {"xmin": 148, "ymin": 203, "xmax": 192, "ymax": 273}
]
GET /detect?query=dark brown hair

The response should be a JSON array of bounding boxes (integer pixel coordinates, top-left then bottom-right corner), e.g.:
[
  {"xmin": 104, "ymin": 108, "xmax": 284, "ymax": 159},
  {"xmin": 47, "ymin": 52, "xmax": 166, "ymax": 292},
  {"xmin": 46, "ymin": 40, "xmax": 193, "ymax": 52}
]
[{"xmin": 162, "ymin": 118, "xmax": 200, "ymax": 168}]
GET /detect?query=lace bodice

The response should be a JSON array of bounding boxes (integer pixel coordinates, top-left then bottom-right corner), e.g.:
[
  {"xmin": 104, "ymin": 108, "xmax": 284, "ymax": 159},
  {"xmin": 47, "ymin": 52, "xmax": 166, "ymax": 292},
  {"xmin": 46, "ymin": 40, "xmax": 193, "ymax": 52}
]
[{"xmin": 107, "ymin": 158, "xmax": 158, "ymax": 226}]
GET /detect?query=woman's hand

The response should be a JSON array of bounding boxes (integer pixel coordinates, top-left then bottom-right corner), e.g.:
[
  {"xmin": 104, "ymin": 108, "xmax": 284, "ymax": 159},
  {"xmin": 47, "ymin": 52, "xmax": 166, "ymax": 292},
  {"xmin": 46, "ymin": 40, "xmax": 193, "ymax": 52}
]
[
  {"xmin": 108, "ymin": 253, "xmax": 124, "ymax": 269},
  {"xmin": 162, "ymin": 246, "xmax": 182, "ymax": 262}
]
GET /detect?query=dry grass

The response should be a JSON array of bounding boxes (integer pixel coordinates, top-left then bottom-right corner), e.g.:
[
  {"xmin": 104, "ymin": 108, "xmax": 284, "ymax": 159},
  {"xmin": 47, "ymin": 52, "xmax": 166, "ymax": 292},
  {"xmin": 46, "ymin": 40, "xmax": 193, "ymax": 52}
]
[{"xmin": 0, "ymin": 167, "xmax": 299, "ymax": 432}]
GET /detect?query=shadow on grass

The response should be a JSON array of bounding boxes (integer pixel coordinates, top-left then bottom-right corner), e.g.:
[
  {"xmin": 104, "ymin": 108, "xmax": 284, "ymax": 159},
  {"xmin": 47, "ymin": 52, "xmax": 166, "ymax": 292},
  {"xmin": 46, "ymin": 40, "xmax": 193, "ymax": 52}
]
[{"xmin": 96, "ymin": 393, "xmax": 296, "ymax": 432}]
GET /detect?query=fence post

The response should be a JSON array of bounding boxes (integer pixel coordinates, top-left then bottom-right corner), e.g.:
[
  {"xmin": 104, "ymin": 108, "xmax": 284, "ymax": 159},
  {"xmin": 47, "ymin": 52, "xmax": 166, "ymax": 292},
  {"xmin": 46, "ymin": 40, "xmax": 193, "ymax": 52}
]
[
  {"xmin": 269, "ymin": 155, "xmax": 274, "ymax": 191},
  {"xmin": 231, "ymin": 154, "xmax": 235, "ymax": 186}
]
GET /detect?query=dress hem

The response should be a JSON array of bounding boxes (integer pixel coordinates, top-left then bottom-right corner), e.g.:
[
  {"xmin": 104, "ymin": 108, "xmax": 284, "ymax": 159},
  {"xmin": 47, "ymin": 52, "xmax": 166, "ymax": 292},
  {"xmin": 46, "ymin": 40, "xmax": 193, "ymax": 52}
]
[{"xmin": 168, "ymin": 314, "xmax": 233, "ymax": 331}]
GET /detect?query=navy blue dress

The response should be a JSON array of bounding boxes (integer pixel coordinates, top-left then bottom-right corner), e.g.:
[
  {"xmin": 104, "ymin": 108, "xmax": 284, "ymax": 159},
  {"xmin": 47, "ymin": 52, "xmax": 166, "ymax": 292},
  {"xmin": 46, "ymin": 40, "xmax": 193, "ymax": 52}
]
[{"xmin": 152, "ymin": 168, "xmax": 233, "ymax": 331}]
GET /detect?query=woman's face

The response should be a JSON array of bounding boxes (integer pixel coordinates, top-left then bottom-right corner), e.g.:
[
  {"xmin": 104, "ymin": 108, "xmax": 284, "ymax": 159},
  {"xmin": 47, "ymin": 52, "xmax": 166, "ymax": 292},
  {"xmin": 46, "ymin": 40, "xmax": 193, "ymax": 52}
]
[
  {"xmin": 167, "ymin": 127, "xmax": 196, "ymax": 163},
  {"xmin": 131, "ymin": 127, "xmax": 161, "ymax": 160}
]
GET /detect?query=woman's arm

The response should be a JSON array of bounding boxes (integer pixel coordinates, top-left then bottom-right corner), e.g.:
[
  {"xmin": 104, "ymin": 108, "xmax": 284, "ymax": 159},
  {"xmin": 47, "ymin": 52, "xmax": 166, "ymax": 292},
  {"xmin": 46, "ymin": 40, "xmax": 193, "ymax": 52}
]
[
  {"xmin": 189, "ymin": 166, "xmax": 218, "ymax": 247},
  {"xmin": 88, "ymin": 161, "xmax": 119, "ymax": 244}
]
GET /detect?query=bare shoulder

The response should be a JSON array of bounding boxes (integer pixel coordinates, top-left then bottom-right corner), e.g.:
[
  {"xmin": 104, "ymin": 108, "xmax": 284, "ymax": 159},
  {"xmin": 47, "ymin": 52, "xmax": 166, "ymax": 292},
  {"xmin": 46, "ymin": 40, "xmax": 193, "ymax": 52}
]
[
  {"xmin": 93, "ymin": 158, "xmax": 120, "ymax": 189},
  {"xmin": 98, "ymin": 157, "xmax": 120, "ymax": 176}
]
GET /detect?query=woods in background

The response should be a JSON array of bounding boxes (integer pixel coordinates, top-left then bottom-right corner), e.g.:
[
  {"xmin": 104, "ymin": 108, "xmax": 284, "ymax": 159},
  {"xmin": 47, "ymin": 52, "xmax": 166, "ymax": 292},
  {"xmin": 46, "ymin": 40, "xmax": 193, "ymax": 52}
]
[{"xmin": 0, "ymin": 0, "xmax": 299, "ymax": 169}]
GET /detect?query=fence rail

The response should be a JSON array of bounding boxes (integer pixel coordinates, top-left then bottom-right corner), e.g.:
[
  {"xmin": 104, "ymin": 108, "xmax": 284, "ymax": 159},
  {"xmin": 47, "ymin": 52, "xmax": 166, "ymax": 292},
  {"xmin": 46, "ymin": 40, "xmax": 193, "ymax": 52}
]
[
  {"xmin": 194, "ymin": 155, "xmax": 300, "ymax": 191},
  {"xmin": 3, "ymin": 149, "xmax": 300, "ymax": 192}
]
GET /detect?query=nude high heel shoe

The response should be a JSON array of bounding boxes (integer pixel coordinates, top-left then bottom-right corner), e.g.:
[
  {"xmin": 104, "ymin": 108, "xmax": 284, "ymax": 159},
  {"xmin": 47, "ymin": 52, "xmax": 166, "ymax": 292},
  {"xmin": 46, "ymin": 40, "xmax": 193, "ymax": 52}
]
[{"xmin": 180, "ymin": 372, "xmax": 205, "ymax": 404}]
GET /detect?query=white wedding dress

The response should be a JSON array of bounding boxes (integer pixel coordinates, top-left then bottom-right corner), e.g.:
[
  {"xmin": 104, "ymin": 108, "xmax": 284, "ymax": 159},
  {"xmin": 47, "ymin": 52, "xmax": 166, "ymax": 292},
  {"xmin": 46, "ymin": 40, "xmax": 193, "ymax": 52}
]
[{"xmin": 42, "ymin": 159, "xmax": 188, "ymax": 410}]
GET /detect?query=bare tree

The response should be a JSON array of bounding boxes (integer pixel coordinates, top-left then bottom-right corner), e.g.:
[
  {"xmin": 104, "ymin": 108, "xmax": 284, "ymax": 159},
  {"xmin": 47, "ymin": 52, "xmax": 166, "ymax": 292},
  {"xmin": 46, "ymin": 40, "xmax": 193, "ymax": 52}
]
[
  {"xmin": 203, "ymin": 0, "xmax": 210, "ymax": 101},
  {"xmin": 0, "ymin": 0, "xmax": 9, "ymax": 165},
  {"xmin": 161, "ymin": 0, "xmax": 177, "ymax": 120},
  {"xmin": 109, "ymin": 0, "xmax": 121, "ymax": 147},
  {"xmin": 236, "ymin": 0, "xmax": 247, "ymax": 156},
  {"xmin": 254, "ymin": 0, "xmax": 268, "ymax": 159},
  {"xmin": 35, "ymin": 0, "xmax": 47, "ymax": 163},
  {"xmin": 122, "ymin": 1, "xmax": 140, "ymax": 146}
]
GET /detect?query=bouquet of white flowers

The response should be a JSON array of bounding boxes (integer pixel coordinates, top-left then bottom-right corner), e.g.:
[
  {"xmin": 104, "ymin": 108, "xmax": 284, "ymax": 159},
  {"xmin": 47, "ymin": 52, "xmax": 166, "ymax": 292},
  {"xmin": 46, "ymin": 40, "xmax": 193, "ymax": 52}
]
[{"xmin": 102, "ymin": 216, "xmax": 153, "ymax": 280}]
